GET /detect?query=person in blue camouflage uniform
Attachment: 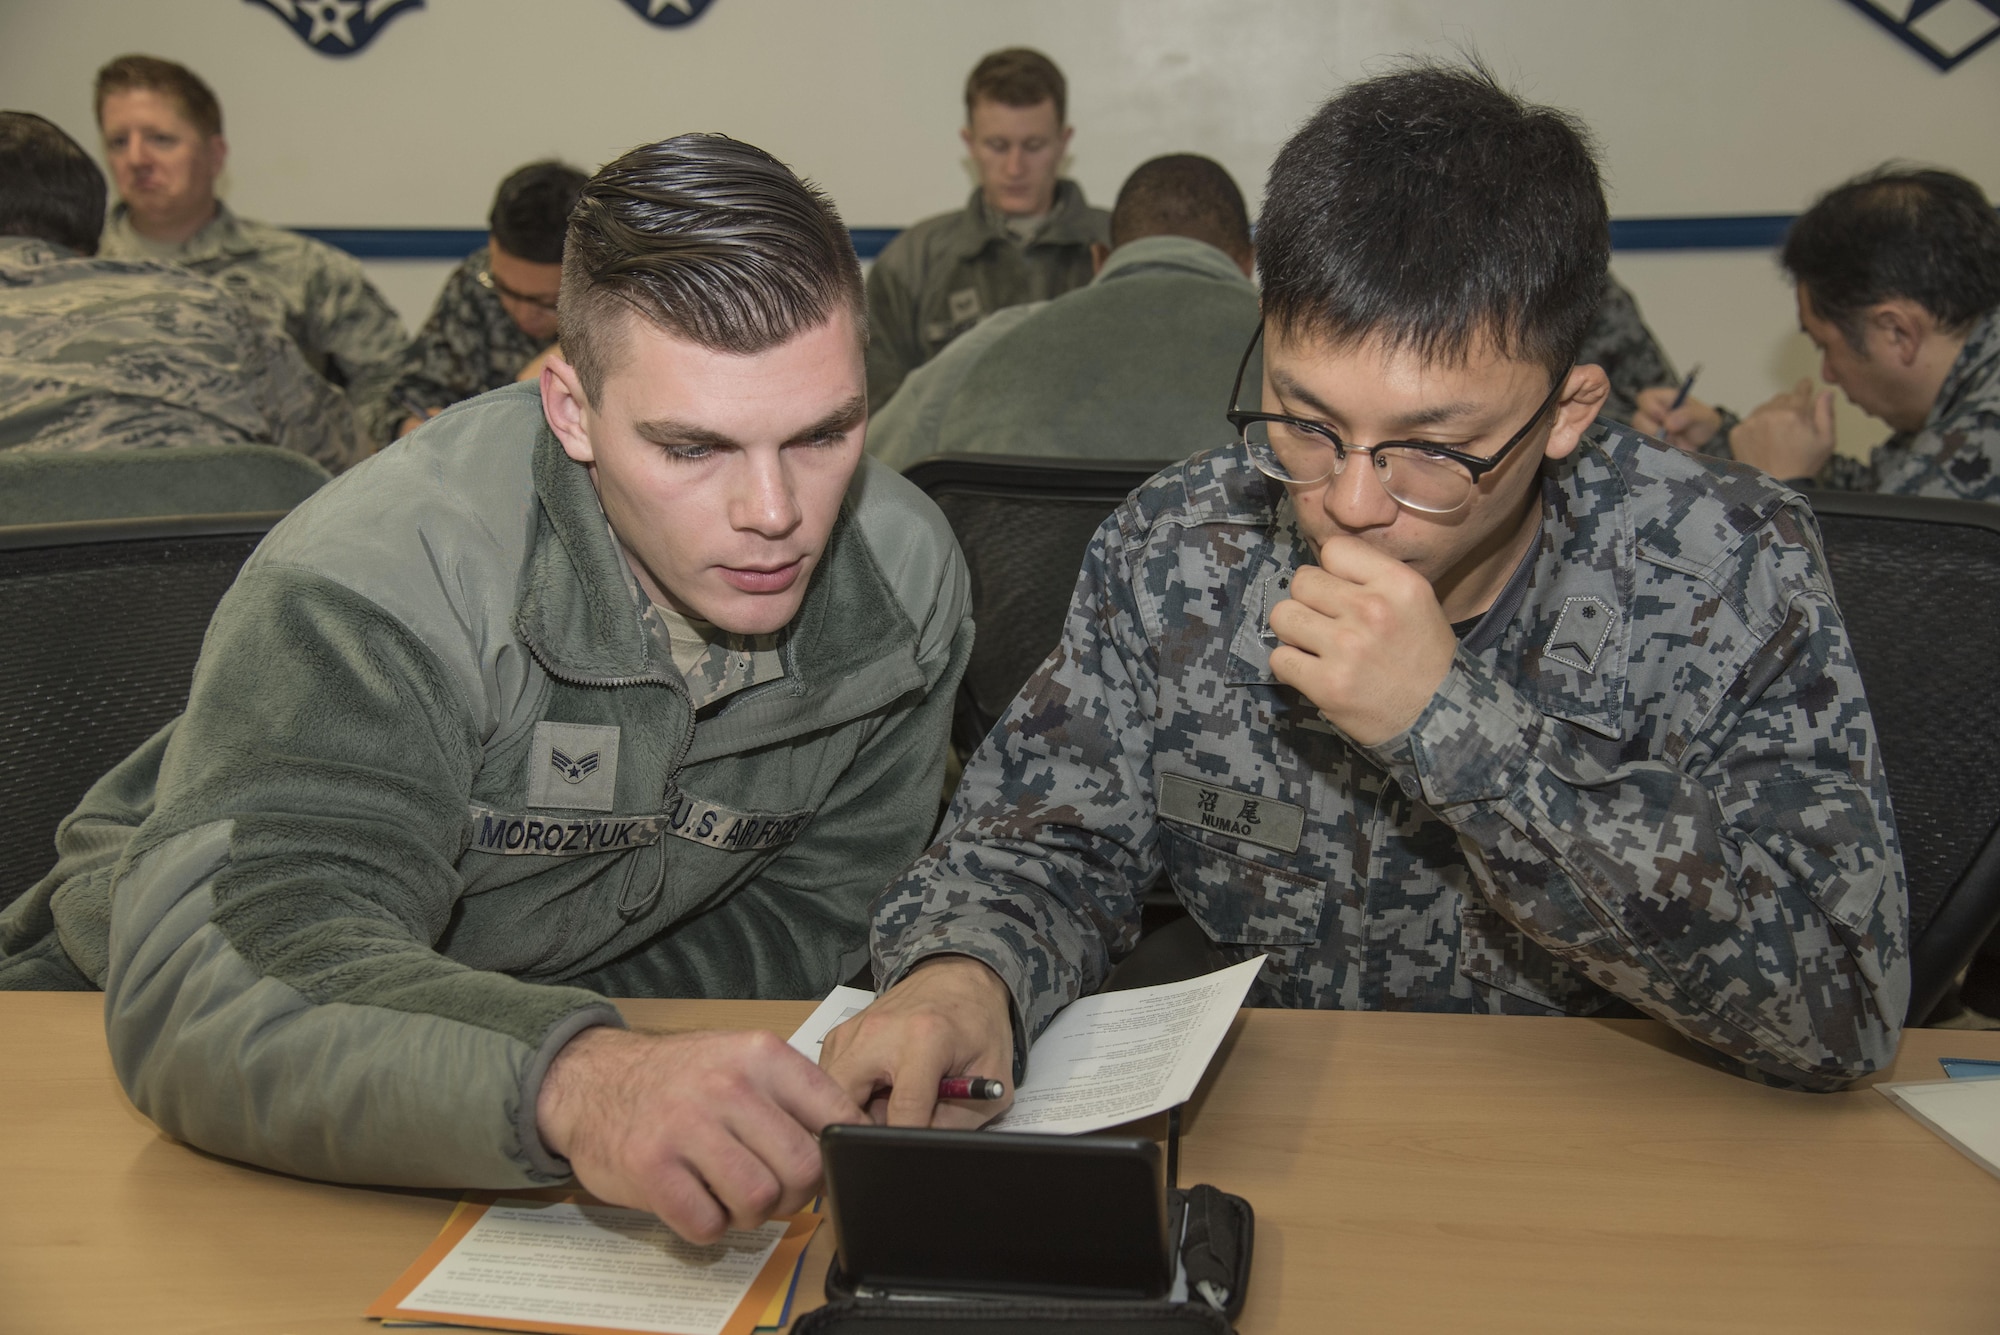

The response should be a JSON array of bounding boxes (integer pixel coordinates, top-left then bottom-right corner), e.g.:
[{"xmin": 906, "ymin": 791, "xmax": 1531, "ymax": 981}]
[
  {"xmin": 92, "ymin": 56, "xmax": 406, "ymax": 444},
  {"xmin": 385, "ymin": 161, "xmax": 586, "ymax": 442},
  {"xmin": 821, "ymin": 62, "xmax": 1908, "ymax": 1125},
  {"xmin": 1576, "ymin": 275, "xmax": 1678, "ymax": 427},
  {"xmin": 0, "ymin": 113, "xmax": 363, "ymax": 473},
  {"xmin": 1636, "ymin": 167, "xmax": 2000, "ymax": 503}
]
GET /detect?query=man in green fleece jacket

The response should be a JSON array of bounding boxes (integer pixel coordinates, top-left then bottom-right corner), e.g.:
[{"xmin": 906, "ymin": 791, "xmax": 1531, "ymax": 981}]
[{"xmin": 0, "ymin": 134, "xmax": 973, "ymax": 1245}]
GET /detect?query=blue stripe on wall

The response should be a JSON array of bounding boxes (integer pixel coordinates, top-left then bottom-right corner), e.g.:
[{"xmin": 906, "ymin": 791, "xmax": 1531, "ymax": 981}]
[{"xmin": 302, "ymin": 215, "xmax": 1799, "ymax": 262}]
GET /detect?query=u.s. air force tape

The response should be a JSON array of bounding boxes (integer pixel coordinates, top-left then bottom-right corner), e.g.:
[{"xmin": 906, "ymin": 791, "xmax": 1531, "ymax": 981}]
[{"xmin": 468, "ymin": 793, "xmax": 817, "ymax": 857}]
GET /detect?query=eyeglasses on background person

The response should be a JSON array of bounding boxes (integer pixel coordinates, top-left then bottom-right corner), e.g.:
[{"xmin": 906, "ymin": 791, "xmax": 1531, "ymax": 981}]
[{"xmin": 476, "ymin": 266, "xmax": 560, "ymax": 314}]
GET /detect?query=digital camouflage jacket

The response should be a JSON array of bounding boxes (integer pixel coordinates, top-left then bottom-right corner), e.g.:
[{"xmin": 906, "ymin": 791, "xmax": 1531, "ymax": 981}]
[
  {"xmin": 101, "ymin": 203, "xmax": 407, "ymax": 441},
  {"xmin": 1577, "ymin": 276, "xmax": 1679, "ymax": 426},
  {"xmin": 864, "ymin": 182, "xmax": 1109, "ymax": 410},
  {"xmin": 384, "ymin": 247, "xmax": 545, "ymax": 441},
  {"xmin": 1814, "ymin": 307, "xmax": 2000, "ymax": 499},
  {"xmin": 875, "ymin": 426, "xmax": 1909, "ymax": 1092},
  {"xmin": 0, "ymin": 237, "xmax": 364, "ymax": 471}
]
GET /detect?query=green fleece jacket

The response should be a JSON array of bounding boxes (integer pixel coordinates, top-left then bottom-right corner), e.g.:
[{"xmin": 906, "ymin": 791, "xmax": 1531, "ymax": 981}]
[{"xmin": 0, "ymin": 382, "xmax": 972, "ymax": 1188}]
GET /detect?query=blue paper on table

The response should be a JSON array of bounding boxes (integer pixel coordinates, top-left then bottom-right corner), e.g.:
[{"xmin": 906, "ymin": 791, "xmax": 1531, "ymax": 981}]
[{"xmin": 1939, "ymin": 1057, "xmax": 2000, "ymax": 1080}]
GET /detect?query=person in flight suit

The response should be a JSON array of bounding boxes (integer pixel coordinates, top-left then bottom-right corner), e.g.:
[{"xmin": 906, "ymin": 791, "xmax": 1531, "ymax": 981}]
[
  {"xmin": 820, "ymin": 62, "xmax": 1908, "ymax": 1129},
  {"xmin": 863, "ymin": 46, "xmax": 1110, "ymax": 410},
  {"xmin": 0, "ymin": 133, "xmax": 972, "ymax": 1246}
]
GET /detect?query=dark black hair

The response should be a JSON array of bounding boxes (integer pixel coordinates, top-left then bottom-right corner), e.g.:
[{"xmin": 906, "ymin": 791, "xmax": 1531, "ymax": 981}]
[
  {"xmin": 1782, "ymin": 165, "xmax": 2000, "ymax": 348},
  {"xmin": 1110, "ymin": 154, "xmax": 1252, "ymax": 261},
  {"xmin": 489, "ymin": 160, "xmax": 587, "ymax": 265},
  {"xmin": 559, "ymin": 133, "xmax": 863, "ymax": 400},
  {"xmin": 1257, "ymin": 59, "xmax": 1609, "ymax": 376},
  {"xmin": 0, "ymin": 111, "xmax": 107, "ymax": 255}
]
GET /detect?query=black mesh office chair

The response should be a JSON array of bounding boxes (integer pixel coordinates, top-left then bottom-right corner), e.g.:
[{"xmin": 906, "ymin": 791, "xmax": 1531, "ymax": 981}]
[
  {"xmin": 0, "ymin": 514, "xmax": 282, "ymax": 911},
  {"xmin": 1807, "ymin": 491, "xmax": 2000, "ymax": 1025},
  {"xmin": 903, "ymin": 454, "xmax": 1174, "ymax": 753}
]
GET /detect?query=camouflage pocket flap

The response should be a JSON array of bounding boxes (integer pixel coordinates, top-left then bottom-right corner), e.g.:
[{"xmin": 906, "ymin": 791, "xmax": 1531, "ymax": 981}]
[
  {"xmin": 1455, "ymin": 896, "xmax": 1619, "ymax": 1015},
  {"xmin": 1161, "ymin": 824, "xmax": 1326, "ymax": 947}
]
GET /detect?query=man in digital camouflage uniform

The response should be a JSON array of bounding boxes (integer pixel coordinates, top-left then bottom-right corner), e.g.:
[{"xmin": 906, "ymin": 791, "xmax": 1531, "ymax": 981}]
[
  {"xmin": 0, "ymin": 113, "xmax": 364, "ymax": 473},
  {"xmin": 92, "ymin": 55, "xmax": 407, "ymax": 442},
  {"xmin": 863, "ymin": 47, "xmax": 1110, "ymax": 410},
  {"xmin": 386, "ymin": 161, "xmax": 587, "ymax": 442},
  {"xmin": 822, "ymin": 63, "xmax": 1908, "ymax": 1127},
  {"xmin": 0, "ymin": 134, "xmax": 972, "ymax": 1247},
  {"xmin": 1577, "ymin": 275, "xmax": 1679, "ymax": 426},
  {"xmin": 1636, "ymin": 167, "xmax": 2000, "ymax": 503}
]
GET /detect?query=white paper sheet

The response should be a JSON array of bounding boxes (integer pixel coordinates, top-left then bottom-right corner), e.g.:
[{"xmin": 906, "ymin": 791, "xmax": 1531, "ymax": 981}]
[
  {"xmin": 786, "ymin": 957, "xmax": 1263, "ymax": 1136},
  {"xmin": 398, "ymin": 1199, "xmax": 788, "ymax": 1335},
  {"xmin": 1879, "ymin": 1076, "xmax": 2000, "ymax": 1181}
]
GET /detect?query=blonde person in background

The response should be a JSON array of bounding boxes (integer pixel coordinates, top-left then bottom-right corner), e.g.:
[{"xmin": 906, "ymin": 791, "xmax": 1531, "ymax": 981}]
[
  {"xmin": 93, "ymin": 54, "xmax": 406, "ymax": 443},
  {"xmin": 863, "ymin": 47, "xmax": 1110, "ymax": 409}
]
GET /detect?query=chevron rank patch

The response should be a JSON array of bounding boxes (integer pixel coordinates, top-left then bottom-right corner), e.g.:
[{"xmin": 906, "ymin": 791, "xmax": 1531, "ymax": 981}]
[
  {"xmin": 1543, "ymin": 594, "xmax": 1616, "ymax": 673},
  {"xmin": 526, "ymin": 721, "xmax": 620, "ymax": 811}
]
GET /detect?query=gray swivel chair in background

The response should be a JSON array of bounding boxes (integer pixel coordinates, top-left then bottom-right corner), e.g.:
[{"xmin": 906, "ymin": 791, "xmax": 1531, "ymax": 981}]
[{"xmin": 0, "ymin": 443, "xmax": 328, "ymax": 526}]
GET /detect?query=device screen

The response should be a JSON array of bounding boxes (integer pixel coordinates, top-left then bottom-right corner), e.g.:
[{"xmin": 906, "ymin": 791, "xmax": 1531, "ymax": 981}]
[{"xmin": 822, "ymin": 1125, "xmax": 1170, "ymax": 1301}]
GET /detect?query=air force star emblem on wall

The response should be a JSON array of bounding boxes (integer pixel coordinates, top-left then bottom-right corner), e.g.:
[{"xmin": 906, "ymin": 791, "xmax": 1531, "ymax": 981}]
[
  {"xmin": 619, "ymin": 0, "xmax": 718, "ymax": 27},
  {"xmin": 550, "ymin": 748, "xmax": 601, "ymax": 785},
  {"xmin": 1843, "ymin": 0, "xmax": 2000, "ymax": 71},
  {"xmin": 246, "ymin": 0, "xmax": 424, "ymax": 56}
]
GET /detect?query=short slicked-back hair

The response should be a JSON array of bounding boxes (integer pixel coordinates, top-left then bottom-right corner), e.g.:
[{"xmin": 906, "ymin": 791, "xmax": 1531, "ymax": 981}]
[
  {"xmin": 1110, "ymin": 154, "xmax": 1251, "ymax": 260},
  {"xmin": 1258, "ymin": 60, "xmax": 1609, "ymax": 377},
  {"xmin": 490, "ymin": 160, "xmax": 586, "ymax": 266},
  {"xmin": 558, "ymin": 133, "xmax": 865, "ymax": 402},
  {"xmin": 965, "ymin": 47, "xmax": 1067, "ymax": 124},
  {"xmin": 94, "ymin": 54, "xmax": 223, "ymax": 138},
  {"xmin": 0, "ymin": 112, "xmax": 108, "ymax": 255},
  {"xmin": 1782, "ymin": 165, "xmax": 2000, "ymax": 350}
]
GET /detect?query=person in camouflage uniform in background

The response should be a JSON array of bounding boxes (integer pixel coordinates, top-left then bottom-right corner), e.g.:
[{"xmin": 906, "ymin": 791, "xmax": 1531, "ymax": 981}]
[
  {"xmin": 820, "ymin": 63, "xmax": 1907, "ymax": 1126},
  {"xmin": 385, "ymin": 161, "xmax": 586, "ymax": 442},
  {"xmin": 1576, "ymin": 275, "xmax": 1679, "ymax": 425},
  {"xmin": 1636, "ymin": 167, "xmax": 2000, "ymax": 503},
  {"xmin": 91, "ymin": 56, "xmax": 406, "ymax": 444},
  {"xmin": 0, "ymin": 113, "xmax": 363, "ymax": 473},
  {"xmin": 864, "ymin": 48, "xmax": 1110, "ymax": 410}
]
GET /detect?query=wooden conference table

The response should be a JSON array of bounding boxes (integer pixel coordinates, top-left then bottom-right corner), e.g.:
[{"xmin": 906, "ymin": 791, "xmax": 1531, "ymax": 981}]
[{"xmin": 4, "ymin": 994, "xmax": 1998, "ymax": 1334}]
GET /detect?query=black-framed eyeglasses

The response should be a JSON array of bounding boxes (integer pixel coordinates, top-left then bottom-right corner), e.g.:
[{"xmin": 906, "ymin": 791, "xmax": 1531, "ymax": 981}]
[
  {"xmin": 476, "ymin": 267, "xmax": 560, "ymax": 314},
  {"xmin": 1224, "ymin": 325, "xmax": 1567, "ymax": 515}
]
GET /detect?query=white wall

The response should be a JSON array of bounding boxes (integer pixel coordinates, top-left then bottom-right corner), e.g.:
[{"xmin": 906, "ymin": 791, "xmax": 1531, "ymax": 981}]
[{"xmin": 8, "ymin": 0, "xmax": 2000, "ymax": 451}]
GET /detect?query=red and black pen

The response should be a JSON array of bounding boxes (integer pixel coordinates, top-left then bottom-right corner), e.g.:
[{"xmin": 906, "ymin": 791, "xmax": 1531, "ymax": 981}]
[{"xmin": 936, "ymin": 1076, "xmax": 1006, "ymax": 1100}]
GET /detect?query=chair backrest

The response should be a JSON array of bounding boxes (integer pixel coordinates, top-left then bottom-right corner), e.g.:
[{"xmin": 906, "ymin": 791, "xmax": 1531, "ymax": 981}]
[
  {"xmin": 0, "ymin": 514, "xmax": 282, "ymax": 911},
  {"xmin": 903, "ymin": 454, "xmax": 1172, "ymax": 752},
  {"xmin": 0, "ymin": 444, "xmax": 329, "ymax": 526},
  {"xmin": 1807, "ymin": 491, "xmax": 2000, "ymax": 1024}
]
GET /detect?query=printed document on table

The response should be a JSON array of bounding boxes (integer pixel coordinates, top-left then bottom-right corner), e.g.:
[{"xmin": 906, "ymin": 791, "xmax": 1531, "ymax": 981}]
[
  {"xmin": 785, "ymin": 957, "xmax": 1263, "ymax": 1136},
  {"xmin": 366, "ymin": 1194, "xmax": 819, "ymax": 1335},
  {"xmin": 1879, "ymin": 1076, "xmax": 2000, "ymax": 1181}
]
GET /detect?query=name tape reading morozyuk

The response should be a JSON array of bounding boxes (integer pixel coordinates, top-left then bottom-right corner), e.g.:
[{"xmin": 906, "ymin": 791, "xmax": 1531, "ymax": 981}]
[{"xmin": 467, "ymin": 793, "xmax": 816, "ymax": 857}]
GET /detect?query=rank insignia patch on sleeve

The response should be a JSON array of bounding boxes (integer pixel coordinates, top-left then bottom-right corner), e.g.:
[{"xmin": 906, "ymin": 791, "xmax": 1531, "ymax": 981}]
[
  {"xmin": 1542, "ymin": 594, "xmax": 1617, "ymax": 674},
  {"xmin": 526, "ymin": 722, "xmax": 620, "ymax": 811}
]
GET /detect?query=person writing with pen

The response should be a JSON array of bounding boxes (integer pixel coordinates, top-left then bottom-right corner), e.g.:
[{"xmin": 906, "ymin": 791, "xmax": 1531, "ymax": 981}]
[{"xmin": 823, "ymin": 60, "xmax": 1909, "ymax": 1126}]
